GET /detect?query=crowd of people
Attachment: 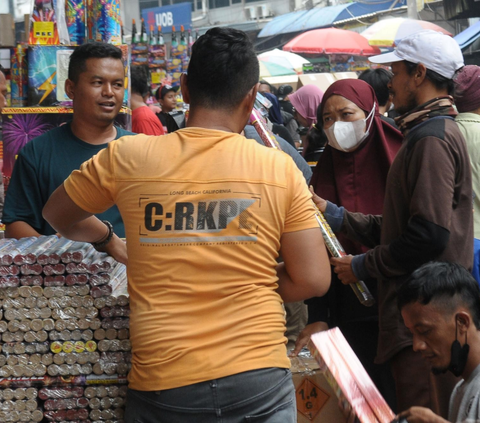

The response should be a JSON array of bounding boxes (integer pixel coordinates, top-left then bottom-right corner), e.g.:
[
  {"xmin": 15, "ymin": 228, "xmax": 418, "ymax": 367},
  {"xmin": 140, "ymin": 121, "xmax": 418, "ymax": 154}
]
[{"xmin": 1, "ymin": 25, "xmax": 480, "ymax": 423}]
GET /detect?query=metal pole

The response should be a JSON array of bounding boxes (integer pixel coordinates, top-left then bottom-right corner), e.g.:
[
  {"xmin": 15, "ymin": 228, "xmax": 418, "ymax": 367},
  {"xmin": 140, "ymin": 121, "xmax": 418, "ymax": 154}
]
[{"xmin": 407, "ymin": 0, "xmax": 418, "ymax": 19}]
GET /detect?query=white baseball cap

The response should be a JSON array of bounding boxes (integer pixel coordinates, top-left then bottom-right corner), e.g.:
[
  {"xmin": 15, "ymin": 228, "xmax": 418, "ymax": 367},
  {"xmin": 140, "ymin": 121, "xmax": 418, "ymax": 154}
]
[{"xmin": 369, "ymin": 30, "xmax": 464, "ymax": 79}]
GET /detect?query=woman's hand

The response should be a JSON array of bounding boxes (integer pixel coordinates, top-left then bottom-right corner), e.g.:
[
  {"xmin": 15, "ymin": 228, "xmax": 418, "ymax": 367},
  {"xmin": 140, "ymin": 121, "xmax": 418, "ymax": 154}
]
[{"xmin": 309, "ymin": 185, "xmax": 327, "ymax": 213}]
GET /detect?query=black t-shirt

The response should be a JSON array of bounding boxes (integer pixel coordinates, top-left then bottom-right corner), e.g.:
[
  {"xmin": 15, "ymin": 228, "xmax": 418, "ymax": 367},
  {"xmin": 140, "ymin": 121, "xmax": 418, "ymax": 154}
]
[{"xmin": 156, "ymin": 112, "xmax": 180, "ymax": 133}]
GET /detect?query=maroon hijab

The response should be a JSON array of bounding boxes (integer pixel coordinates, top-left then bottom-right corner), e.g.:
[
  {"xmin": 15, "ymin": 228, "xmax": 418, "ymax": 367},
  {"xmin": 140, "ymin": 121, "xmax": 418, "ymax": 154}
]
[{"xmin": 310, "ymin": 79, "xmax": 403, "ymax": 255}]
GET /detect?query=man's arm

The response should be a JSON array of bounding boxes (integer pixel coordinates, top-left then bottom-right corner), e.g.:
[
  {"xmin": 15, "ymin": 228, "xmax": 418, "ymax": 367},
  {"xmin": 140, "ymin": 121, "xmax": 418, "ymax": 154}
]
[
  {"xmin": 43, "ymin": 184, "xmax": 127, "ymax": 264},
  {"xmin": 396, "ymin": 406, "xmax": 448, "ymax": 423},
  {"xmin": 3, "ymin": 148, "xmax": 50, "ymax": 238},
  {"xmin": 275, "ymin": 227, "xmax": 330, "ymax": 303},
  {"xmin": 5, "ymin": 222, "xmax": 41, "ymax": 239}
]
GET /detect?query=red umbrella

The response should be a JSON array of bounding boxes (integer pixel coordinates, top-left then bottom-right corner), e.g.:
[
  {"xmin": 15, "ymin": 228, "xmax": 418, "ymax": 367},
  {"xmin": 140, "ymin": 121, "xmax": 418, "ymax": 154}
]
[{"xmin": 283, "ymin": 28, "xmax": 381, "ymax": 56}]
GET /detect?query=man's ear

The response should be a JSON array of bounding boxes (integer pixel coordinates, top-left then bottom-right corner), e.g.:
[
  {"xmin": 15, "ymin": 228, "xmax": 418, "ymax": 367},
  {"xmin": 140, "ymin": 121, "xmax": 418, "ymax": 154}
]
[
  {"xmin": 180, "ymin": 73, "xmax": 190, "ymax": 105},
  {"xmin": 414, "ymin": 63, "xmax": 428, "ymax": 87},
  {"xmin": 244, "ymin": 82, "xmax": 259, "ymax": 114},
  {"xmin": 456, "ymin": 311, "xmax": 471, "ymax": 336},
  {"xmin": 65, "ymin": 79, "xmax": 75, "ymax": 100}
]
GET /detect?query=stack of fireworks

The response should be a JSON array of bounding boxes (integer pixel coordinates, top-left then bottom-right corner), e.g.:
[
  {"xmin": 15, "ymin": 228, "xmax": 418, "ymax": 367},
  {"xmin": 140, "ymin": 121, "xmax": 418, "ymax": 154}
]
[
  {"xmin": 29, "ymin": 0, "xmax": 120, "ymax": 46},
  {"xmin": 0, "ymin": 236, "xmax": 130, "ymax": 422},
  {"xmin": 90, "ymin": 0, "xmax": 122, "ymax": 45},
  {"xmin": 309, "ymin": 328, "xmax": 395, "ymax": 423}
]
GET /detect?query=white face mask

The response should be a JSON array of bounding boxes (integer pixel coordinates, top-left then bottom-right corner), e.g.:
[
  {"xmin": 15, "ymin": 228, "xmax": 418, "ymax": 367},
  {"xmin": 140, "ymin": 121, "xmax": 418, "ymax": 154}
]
[{"xmin": 325, "ymin": 104, "xmax": 376, "ymax": 152}]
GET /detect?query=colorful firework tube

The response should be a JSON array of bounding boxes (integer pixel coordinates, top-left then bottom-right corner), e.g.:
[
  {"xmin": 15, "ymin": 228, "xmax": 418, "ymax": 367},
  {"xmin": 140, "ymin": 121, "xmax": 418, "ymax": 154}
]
[
  {"xmin": 65, "ymin": 0, "xmax": 86, "ymax": 46},
  {"xmin": 249, "ymin": 109, "xmax": 375, "ymax": 307},
  {"xmin": 93, "ymin": 0, "xmax": 121, "ymax": 45},
  {"xmin": 249, "ymin": 109, "xmax": 281, "ymax": 149}
]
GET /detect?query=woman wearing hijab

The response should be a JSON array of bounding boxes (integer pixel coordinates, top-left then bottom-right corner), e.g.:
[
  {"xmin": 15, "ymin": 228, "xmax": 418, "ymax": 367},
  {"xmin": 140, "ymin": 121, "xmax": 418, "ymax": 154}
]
[
  {"xmin": 288, "ymin": 85, "xmax": 324, "ymax": 155},
  {"xmin": 294, "ymin": 79, "xmax": 403, "ymax": 409}
]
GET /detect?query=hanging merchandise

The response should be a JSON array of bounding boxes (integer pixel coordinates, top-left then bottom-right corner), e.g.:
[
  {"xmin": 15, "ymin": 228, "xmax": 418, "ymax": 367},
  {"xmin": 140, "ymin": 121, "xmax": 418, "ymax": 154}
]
[
  {"xmin": 180, "ymin": 25, "xmax": 189, "ymax": 71},
  {"xmin": 187, "ymin": 28, "xmax": 194, "ymax": 57},
  {"xmin": 149, "ymin": 25, "xmax": 167, "ymax": 91},
  {"xmin": 131, "ymin": 18, "xmax": 148, "ymax": 66},
  {"xmin": 65, "ymin": 0, "xmax": 86, "ymax": 46},
  {"xmin": 131, "ymin": 18, "xmax": 138, "ymax": 44},
  {"xmin": 167, "ymin": 26, "xmax": 182, "ymax": 87},
  {"xmin": 140, "ymin": 18, "xmax": 148, "ymax": 44}
]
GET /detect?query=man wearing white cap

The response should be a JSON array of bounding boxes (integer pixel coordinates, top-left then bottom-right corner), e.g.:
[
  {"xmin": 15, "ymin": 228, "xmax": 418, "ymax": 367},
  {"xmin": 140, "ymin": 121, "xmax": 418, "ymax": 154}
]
[{"xmin": 313, "ymin": 30, "xmax": 473, "ymax": 416}]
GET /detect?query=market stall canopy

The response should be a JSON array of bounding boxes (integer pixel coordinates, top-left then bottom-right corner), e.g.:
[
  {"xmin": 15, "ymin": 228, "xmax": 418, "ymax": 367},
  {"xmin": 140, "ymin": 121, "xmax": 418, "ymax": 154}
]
[
  {"xmin": 257, "ymin": 0, "xmax": 406, "ymax": 38},
  {"xmin": 259, "ymin": 61, "xmax": 297, "ymax": 78},
  {"xmin": 361, "ymin": 18, "xmax": 452, "ymax": 47},
  {"xmin": 454, "ymin": 20, "xmax": 480, "ymax": 50},
  {"xmin": 258, "ymin": 49, "xmax": 310, "ymax": 73},
  {"xmin": 283, "ymin": 28, "xmax": 381, "ymax": 56}
]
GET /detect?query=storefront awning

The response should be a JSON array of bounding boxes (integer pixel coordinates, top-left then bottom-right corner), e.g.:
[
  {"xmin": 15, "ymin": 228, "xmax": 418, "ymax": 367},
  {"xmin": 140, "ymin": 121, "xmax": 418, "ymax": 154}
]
[
  {"xmin": 258, "ymin": 0, "xmax": 406, "ymax": 38},
  {"xmin": 454, "ymin": 20, "xmax": 480, "ymax": 50}
]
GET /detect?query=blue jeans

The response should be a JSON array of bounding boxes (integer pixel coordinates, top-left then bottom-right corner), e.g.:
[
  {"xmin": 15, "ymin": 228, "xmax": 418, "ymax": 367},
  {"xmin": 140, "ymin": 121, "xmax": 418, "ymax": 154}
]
[{"xmin": 124, "ymin": 367, "xmax": 296, "ymax": 423}]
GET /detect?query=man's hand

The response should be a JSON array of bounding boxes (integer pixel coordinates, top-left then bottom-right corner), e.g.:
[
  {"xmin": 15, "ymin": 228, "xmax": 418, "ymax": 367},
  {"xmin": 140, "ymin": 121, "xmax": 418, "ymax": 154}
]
[
  {"xmin": 309, "ymin": 186, "xmax": 327, "ymax": 213},
  {"xmin": 103, "ymin": 235, "xmax": 128, "ymax": 265},
  {"xmin": 396, "ymin": 406, "xmax": 448, "ymax": 423},
  {"xmin": 291, "ymin": 321, "xmax": 329, "ymax": 356},
  {"xmin": 330, "ymin": 256, "xmax": 359, "ymax": 285}
]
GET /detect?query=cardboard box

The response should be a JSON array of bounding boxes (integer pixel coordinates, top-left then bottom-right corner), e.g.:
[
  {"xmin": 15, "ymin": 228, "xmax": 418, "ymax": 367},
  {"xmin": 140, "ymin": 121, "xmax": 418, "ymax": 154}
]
[
  {"xmin": 297, "ymin": 73, "xmax": 336, "ymax": 92},
  {"xmin": 1, "ymin": 107, "xmax": 132, "ymax": 179},
  {"xmin": 290, "ymin": 355, "xmax": 347, "ymax": 422},
  {"xmin": 262, "ymin": 75, "xmax": 299, "ymax": 91},
  {"xmin": 334, "ymin": 72, "xmax": 358, "ymax": 81},
  {"xmin": 0, "ymin": 14, "xmax": 15, "ymax": 47}
]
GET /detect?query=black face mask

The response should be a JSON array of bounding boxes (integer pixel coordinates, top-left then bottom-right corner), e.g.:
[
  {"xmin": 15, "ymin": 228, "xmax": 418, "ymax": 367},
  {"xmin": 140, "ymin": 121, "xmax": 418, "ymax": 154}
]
[{"xmin": 448, "ymin": 318, "xmax": 470, "ymax": 377}]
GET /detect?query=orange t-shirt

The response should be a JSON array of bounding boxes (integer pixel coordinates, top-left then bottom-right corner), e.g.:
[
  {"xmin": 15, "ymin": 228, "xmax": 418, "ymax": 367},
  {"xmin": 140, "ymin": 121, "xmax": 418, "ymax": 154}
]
[{"xmin": 64, "ymin": 128, "xmax": 318, "ymax": 390}]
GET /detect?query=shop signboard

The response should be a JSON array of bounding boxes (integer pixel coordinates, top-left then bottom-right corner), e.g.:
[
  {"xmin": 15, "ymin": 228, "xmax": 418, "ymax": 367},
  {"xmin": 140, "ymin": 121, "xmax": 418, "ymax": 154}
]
[{"xmin": 141, "ymin": 3, "xmax": 192, "ymax": 35}]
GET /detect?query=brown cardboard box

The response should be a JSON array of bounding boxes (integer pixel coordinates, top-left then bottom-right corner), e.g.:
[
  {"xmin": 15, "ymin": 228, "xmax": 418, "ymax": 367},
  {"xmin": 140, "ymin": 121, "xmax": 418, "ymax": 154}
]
[
  {"xmin": 0, "ymin": 14, "xmax": 15, "ymax": 47},
  {"xmin": 290, "ymin": 355, "xmax": 347, "ymax": 422},
  {"xmin": 297, "ymin": 73, "xmax": 336, "ymax": 92},
  {"xmin": 263, "ymin": 75, "xmax": 299, "ymax": 91},
  {"xmin": 333, "ymin": 72, "xmax": 358, "ymax": 81}
]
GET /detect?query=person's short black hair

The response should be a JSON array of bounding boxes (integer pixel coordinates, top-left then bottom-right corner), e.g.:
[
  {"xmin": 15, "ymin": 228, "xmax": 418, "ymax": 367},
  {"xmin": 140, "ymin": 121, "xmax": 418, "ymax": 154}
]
[
  {"xmin": 259, "ymin": 80, "xmax": 276, "ymax": 96},
  {"xmin": 358, "ymin": 68, "xmax": 393, "ymax": 107},
  {"xmin": 187, "ymin": 27, "xmax": 259, "ymax": 110},
  {"xmin": 404, "ymin": 60, "xmax": 455, "ymax": 96},
  {"xmin": 398, "ymin": 261, "xmax": 480, "ymax": 329},
  {"xmin": 68, "ymin": 42, "xmax": 123, "ymax": 83},
  {"xmin": 131, "ymin": 66, "xmax": 149, "ymax": 97}
]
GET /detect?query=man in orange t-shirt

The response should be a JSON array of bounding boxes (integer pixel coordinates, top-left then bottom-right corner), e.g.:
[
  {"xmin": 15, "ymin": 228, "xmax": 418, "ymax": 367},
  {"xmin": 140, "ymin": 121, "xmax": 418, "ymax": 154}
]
[{"xmin": 44, "ymin": 27, "xmax": 330, "ymax": 423}]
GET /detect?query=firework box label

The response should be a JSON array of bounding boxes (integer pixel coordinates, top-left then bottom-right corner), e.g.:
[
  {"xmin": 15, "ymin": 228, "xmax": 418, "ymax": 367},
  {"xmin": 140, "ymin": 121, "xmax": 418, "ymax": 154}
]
[
  {"xmin": 10, "ymin": 46, "xmax": 28, "ymax": 107},
  {"xmin": 27, "ymin": 45, "xmax": 130, "ymax": 107},
  {"xmin": 290, "ymin": 355, "xmax": 347, "ymax": 422},
  {"xmin": 27, "ymin": 45, "xmax": 73, "ymax": 107},
  {"xmin": 1, "ymin": 107, "xmax": 132, "ymax": 180},
  {"xmin": 29, "ymin": 0, "xmax": 60, "ymax": 45}
]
